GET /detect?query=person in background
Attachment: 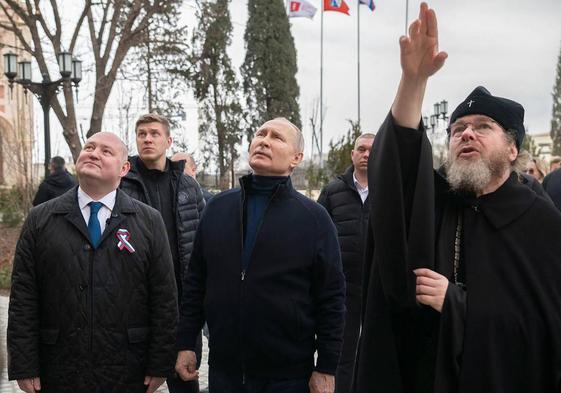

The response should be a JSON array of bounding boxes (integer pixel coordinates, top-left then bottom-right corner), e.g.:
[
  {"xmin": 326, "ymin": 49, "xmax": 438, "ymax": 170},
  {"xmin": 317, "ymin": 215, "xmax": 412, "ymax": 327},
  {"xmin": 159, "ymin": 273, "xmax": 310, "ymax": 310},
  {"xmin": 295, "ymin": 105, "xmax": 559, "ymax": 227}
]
[
  {"xmin": 32, "ymin": 156, "xmax": 76, "ymax": 206},
  {"xmin": 525, "ymin": 157, "xmax": 547, "ymax": 182},
  {"xmin": 119, "ymin": 113, "xmax": 205, "ymax": 393},
  {"xmin": 171, "ymin": 152, "xmax": 214, "ymax": 202},
  {"xmin": 317, "ymin": 133, "xmax": 375, "ymax": 393},
  {"xmin": 549, "ymin": 156, "xmax": 561, "ymax": 172}
]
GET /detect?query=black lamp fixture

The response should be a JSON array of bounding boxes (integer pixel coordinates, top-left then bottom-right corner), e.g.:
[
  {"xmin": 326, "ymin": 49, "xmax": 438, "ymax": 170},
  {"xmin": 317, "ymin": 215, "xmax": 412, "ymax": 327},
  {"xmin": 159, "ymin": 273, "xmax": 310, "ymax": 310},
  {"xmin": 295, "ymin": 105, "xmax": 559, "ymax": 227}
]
[
  {"xmin": 424, "ymin": 99, "xmax": 449, "ymax": 135},
  {"xmin": 3, "ymin": 50, "xmax": 82, "ymax": 177}
]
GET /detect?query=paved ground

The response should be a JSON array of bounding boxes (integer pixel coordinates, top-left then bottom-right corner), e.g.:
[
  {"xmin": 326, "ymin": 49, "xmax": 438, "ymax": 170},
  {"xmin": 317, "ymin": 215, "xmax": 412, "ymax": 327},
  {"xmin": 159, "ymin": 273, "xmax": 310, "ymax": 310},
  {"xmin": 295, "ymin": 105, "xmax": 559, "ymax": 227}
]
[{"xmin": 0, "ymin": 296, "xmax": 209, "ymax": 393}]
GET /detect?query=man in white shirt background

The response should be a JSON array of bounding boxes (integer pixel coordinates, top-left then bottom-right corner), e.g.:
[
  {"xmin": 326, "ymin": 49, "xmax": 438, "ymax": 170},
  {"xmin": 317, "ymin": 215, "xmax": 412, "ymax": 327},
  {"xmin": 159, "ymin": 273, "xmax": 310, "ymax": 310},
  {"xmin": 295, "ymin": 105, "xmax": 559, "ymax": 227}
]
[{"xmin": 317, "ymin": 133, "xmax": 375, "ymax": 393}]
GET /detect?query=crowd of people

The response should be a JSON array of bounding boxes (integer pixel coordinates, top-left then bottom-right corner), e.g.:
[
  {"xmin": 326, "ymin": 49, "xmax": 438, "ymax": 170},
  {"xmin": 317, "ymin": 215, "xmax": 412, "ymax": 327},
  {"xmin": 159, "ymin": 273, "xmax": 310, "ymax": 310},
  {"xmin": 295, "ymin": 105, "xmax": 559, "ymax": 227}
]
[{"xmin": 6, "ymin": 2, "xmax": 561, "ymax": 393}]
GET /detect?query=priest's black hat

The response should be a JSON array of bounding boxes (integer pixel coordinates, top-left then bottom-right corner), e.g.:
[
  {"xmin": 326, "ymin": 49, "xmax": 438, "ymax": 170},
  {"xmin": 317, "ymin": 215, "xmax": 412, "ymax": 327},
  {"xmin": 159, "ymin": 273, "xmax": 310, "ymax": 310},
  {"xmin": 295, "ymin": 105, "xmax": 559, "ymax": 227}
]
[{"xmin": 449, "ymin": 86, "xmax": 525, "ymax": 149}]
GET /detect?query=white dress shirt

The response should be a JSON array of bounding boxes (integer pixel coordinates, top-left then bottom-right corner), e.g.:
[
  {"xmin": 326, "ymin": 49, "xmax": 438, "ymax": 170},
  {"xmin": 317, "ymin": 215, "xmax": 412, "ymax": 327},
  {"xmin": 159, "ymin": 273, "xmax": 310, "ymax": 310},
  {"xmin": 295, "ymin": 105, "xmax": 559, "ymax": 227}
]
[
  {"xmin": 353, "ymin": 172, "xmax": 369, "ymax": 204},
  {"xmin": 77, "ymin": 187, "xmax": 117, "ymax": 234}
]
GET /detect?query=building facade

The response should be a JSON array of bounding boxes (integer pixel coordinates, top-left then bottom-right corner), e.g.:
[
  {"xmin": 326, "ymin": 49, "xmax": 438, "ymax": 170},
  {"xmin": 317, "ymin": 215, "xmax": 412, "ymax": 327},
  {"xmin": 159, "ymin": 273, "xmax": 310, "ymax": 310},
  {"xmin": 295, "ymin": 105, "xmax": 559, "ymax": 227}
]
[{"xmin": 0, "ymin": 10, "xmax": 34, "ymax": 189}]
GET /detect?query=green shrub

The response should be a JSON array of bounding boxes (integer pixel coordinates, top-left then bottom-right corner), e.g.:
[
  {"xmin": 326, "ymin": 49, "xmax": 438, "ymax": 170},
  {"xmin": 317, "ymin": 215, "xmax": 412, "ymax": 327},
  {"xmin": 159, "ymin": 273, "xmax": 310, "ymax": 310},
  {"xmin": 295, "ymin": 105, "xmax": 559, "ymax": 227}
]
[
  {"xmin": 0, "ymin": 186, "xmax": 27, "ymax": 227},
  {"xmin": 0, "ymin": 264, "xmax": 12, "ymax": 290}
]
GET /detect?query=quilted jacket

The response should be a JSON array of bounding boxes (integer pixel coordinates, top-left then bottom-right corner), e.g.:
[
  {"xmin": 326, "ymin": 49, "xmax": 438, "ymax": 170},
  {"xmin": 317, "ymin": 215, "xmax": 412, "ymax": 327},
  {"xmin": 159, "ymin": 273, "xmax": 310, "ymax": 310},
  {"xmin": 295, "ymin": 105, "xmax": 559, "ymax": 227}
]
[{"xmin": 8, "ymin": 188, "xmax": 178, "ymax": 393}]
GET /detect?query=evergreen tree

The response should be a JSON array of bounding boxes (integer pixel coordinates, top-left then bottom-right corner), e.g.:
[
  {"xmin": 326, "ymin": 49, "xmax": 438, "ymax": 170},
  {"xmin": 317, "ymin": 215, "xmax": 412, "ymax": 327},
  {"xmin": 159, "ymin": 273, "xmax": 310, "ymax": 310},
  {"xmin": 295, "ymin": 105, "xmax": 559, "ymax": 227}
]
[
  {"xmin": 121, "ymin": 0, "xmax": 190, "ymax": 127},
  {"xmin": 521, "ymin": 132, "xmax": 540, "ymax": 158},
  {"xmin": 190, "ymin": 0, "xmax": 243, "ymax": 189},
  {"xmin": 241, "ymin": 0, "xmax": 301, "ymax": 139},
  {"xmin": 326, "ymin": 120, "xmax": 362, "ymax": 179},
  {"xmin": 551, "ymin": 44, "xmax": 561, "ymax": 155}
]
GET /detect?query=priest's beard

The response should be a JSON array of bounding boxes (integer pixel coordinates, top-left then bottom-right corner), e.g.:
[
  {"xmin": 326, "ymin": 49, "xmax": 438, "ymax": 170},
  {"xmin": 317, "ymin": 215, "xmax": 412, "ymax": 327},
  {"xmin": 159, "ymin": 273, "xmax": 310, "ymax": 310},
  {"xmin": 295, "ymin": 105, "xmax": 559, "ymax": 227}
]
[{"xmin": 445, "ymin": 146, "xmax": 511, "ymax": 195}]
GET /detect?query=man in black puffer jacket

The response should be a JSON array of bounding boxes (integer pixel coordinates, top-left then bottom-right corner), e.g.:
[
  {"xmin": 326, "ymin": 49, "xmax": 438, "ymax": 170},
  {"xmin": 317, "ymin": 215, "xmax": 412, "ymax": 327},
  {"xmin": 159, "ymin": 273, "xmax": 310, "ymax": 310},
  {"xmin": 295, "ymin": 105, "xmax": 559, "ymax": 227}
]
[
  {"xmin": 119, "ymin": 114, "xmax": 204, "ymax": 393},
  {"xmin": 32, "ymin": 156, "xmax": 76, "ymax": 206},
  {"xmin": 317, "ymin": 133, "xmax": 374, "ymax": 393},
  {"xmin": 8, "ymin": 132, "xmax": 177, "ymax": 393}
]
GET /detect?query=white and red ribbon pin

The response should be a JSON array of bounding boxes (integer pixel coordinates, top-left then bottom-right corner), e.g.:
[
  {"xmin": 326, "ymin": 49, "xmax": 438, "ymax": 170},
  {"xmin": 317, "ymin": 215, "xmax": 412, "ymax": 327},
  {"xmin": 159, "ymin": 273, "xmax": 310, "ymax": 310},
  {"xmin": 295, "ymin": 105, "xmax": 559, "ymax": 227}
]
[{"xmin": 116, "ymin": 229, "xmax": 136, "ymax": 253}]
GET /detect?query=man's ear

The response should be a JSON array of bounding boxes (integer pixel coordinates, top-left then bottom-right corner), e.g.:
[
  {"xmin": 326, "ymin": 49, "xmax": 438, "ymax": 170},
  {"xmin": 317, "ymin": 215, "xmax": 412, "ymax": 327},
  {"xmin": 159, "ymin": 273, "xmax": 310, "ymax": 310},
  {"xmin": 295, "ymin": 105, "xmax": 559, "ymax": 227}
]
[
  {"xmin": 120, "ymin": 160, "xmax": 131, "ymax": 178},
  {"xmin": 289, "ymin": 152, "xmax": 304, "ymax": 170}
]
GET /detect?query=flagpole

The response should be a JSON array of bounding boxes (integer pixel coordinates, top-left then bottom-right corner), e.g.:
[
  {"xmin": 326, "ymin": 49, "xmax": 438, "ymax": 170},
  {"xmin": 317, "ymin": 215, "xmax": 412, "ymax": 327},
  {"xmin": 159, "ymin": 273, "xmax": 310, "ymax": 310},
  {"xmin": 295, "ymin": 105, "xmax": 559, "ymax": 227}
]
[
  {"xmin": 357, "ymin": 0, "xmax": 361, "ymax": 127},
  {"xmin": 320, "ymin": 0, "xmax": 324, "ymax": 166},
  {"xmin": 405, "ymin": 0, "xmax": 409, "ymax": 35}
]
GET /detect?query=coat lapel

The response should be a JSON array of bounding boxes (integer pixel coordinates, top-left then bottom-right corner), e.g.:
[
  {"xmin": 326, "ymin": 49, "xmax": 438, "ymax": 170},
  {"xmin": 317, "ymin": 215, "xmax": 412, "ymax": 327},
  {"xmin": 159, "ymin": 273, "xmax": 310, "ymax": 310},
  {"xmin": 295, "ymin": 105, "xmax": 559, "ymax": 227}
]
[
  {"xmin": 53, "ymin": 187, "xmax": 92, "ymax": 244},
  {"xmin": 99, "ymin": 189, "xmax": 137, "ymax": 246}
]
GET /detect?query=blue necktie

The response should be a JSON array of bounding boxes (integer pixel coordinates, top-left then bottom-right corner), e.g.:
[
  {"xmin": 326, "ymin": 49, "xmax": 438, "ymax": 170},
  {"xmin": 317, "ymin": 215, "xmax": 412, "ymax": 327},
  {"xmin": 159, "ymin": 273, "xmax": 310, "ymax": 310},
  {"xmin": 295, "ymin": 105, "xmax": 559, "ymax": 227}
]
[{"xmin": 88, "ymin": 202, "xmax": 103, "ymax": 248}]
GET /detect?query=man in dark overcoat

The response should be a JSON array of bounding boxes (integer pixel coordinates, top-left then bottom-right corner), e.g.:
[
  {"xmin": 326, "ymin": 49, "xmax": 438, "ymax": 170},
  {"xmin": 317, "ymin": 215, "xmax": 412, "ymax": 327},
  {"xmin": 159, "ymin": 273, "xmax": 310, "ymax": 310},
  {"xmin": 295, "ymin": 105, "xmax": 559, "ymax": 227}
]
[
  {"xmin": 175, "ymin": 117, "xmax": 346, "ymax": 393},
  {"xmin": 8, "ymin": 132, "xmax": 178, "ymax": 393}
]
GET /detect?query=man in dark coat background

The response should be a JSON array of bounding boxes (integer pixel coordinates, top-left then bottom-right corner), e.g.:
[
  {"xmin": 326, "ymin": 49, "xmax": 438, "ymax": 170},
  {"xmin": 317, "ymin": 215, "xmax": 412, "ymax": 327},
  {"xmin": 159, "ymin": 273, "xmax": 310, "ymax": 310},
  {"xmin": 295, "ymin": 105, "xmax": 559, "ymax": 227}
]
[
  {"xmin": 119, "ymin": 113, "xmax": 204, "ymax": 393},
  {"xmin": 317, "ymin": 133, "xmax": 374, "ymax": 393},
  {"xmin": 175, "ymin": 117, "xmax": 346, "ymax": 393},
  {"xmin": 32, "ymin": 156, "xmax": 76, "ymax": 206},
  {"xmin": 354, "ymin": 3, "xmax": 561, "ymax": 393},
  {"xmin": 8, "ymin": 132, "xmax": 178, "ymax": 393},
  {"xmin": 542, "ymin": 167, "xmax": 561, "ymax": 211}
]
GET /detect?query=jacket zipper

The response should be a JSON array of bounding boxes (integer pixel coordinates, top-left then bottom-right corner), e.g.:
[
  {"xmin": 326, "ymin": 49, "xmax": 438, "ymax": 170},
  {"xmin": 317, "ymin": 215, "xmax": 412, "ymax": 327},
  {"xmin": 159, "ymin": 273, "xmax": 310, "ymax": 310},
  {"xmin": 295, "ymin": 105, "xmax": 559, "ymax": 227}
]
[{"xmin": 239, "ymin": 183, "xmax": 283, "ymax": 383}]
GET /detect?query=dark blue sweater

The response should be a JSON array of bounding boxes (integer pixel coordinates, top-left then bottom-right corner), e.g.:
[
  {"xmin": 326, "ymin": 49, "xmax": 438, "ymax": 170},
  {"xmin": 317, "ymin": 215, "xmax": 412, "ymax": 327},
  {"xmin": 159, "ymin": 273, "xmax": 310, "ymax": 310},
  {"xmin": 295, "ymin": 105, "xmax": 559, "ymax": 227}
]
[{"xmin": 242, "ymin": 175, "xmax": 289, "ymax": 271}]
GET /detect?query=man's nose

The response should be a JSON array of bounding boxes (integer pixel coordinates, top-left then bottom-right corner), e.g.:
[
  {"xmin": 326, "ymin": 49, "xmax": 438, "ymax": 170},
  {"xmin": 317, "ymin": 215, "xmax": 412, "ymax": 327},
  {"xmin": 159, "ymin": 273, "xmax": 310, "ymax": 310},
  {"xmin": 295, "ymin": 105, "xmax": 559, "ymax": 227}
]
[
  {"xmin": 460, "ymin": 127, "xmax": 476, "ymax": 141},
  {"xmin": 88, "ymin": 148, "xmax": 101, "ymax": 159}
]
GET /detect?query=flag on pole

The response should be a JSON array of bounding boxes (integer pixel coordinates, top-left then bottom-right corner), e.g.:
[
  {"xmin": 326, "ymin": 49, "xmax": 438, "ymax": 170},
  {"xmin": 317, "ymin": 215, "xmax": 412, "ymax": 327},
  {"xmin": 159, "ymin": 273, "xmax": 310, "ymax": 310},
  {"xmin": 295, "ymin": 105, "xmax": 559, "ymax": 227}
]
[
  {"xmin": 288, "ymin": 0, "xmax": 317, "ymax": 19},
  {"xmin": 359, "ymin": 0, "xmax": 376, "ymax": 11},
  {"xmin": 323, "ymin": 0, "xmax": 350, "ymax": 15}
]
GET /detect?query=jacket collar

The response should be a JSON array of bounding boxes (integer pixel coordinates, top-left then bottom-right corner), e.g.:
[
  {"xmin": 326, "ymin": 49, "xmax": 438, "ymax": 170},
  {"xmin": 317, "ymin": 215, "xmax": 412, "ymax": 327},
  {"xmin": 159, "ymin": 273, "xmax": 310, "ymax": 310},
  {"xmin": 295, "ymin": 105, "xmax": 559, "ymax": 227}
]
[
  {"xmin": 340, "ymin": 165, "xmax": 358, "ymax": 191},
  {"xmin": 454, "ymin": 172, "xmax": 536, "ymax": 229},
  {"xmin": 53, "ymin": 186, "xmax": 136, "ymax": 214},
  {"xmin": 239, "ymin": 173, "xmax": 293, "ymax": 196},
  {"xmin": 126, "ymin": 155, "xmax": 184, "ymax": 179},
  {"xmin": 52, "ymin": 186, "xmax": 137, "ymax": 247}
]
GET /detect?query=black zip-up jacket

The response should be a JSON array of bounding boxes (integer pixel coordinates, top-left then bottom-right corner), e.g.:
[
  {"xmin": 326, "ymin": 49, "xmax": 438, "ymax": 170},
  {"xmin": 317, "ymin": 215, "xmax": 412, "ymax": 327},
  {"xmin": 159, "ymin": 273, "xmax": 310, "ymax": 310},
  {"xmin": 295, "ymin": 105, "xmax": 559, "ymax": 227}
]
[
  {"xmin": 120, "ymin": 156, "xmax": 204, "ymax": 294},
  {"xmin": 177, "ymin": 175, "xmax": 346, "ymax": 378},
  {"xmin": 8, "ymin": 188, "xmax": 178, "ymax": 392},
  {"xmin": 33, "ymin": 169, "xmax": 76, "ymax": 206},
  {"xmin": 318, "ymin": 166, "xmax": 370, "ymax": 299}
]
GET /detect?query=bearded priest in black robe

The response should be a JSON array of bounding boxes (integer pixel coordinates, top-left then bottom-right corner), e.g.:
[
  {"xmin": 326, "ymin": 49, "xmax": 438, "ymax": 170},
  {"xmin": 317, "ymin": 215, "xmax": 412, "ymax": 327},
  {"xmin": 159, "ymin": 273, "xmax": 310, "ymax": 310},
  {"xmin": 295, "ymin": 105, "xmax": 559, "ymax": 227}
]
[{"xmin": 354, "ymin": 3, "xmax": 561, "ymax": 393}]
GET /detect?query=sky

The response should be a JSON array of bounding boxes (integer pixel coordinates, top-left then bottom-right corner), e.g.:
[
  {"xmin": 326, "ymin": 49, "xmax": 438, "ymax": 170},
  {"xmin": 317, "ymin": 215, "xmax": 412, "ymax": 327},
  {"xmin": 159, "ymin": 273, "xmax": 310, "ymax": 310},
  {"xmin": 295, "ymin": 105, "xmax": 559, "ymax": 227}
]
[{"xmin": 44, "ymin": 0, "xmax": 561, "ymax": 162}]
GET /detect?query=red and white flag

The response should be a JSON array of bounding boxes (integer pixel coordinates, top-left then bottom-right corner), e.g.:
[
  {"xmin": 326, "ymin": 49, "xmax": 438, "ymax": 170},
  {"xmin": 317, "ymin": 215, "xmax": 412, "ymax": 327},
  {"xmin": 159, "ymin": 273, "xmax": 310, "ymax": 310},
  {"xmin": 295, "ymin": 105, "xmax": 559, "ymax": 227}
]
[
  {"xmin": 323, "ymin": 0, "xmax": 350, "ymax": 15},
  {"xmin": 288, "ymin": 0, "xmax": 318, "ymax": 19}
]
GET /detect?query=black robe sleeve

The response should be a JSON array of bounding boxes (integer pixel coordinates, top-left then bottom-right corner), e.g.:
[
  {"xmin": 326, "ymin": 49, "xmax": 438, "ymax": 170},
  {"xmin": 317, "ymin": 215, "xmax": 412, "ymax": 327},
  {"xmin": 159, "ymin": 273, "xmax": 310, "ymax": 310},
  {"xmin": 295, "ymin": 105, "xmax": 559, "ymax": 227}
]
[{"xmin": 354, "ymin": 113, "xmax": 439, "ymax": 393}]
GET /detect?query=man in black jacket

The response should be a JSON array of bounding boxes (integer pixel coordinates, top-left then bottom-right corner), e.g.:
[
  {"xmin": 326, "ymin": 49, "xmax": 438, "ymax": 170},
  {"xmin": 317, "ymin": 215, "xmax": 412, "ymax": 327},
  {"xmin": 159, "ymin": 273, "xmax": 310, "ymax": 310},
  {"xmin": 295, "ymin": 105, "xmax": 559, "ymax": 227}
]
[
  {"xmin": 317, "ymin": 133, "xmax": 374, "ymax": 393},
  {"xmin": 175, "ymin": 117, "xmax": 346, "ymax": 393},
  {"xmin": 542, "ymin": 168, "xmax": 561, "ymax": 211},
  {"xmin": 119, "ymin": 113, "xmax": 204, "ymax": 393},
  {"xmin": 32, "ymin": 156, "xmax": 76, "ymax": 206},
  {"xmin": 8, "ymin": 132, "xmax": 178, "ymax": 393}
]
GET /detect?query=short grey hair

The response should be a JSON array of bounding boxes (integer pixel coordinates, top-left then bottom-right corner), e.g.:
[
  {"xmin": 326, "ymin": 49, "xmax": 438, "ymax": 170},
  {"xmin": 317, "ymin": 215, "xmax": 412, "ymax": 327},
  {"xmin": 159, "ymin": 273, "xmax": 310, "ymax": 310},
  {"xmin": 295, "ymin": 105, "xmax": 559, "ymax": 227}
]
[
  {"xmin": 271, "ymin": 117, "xmax": 305, "ymax": 153},
  {"xmin": 354, "ymin": 133, "xmax": 376, "ymax": 148}
]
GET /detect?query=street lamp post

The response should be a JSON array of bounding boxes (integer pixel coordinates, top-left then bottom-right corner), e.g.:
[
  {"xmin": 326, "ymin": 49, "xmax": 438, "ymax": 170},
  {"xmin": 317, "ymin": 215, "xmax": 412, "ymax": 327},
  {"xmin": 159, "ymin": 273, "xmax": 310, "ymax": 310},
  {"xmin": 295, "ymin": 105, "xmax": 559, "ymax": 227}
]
[
  {"xmin": 3, "ymin": 51, "xmax": 82, "ymax": 178},
  {"xmin": 423, "ymin": 99, "xmax": 449, "ymax": 138}
]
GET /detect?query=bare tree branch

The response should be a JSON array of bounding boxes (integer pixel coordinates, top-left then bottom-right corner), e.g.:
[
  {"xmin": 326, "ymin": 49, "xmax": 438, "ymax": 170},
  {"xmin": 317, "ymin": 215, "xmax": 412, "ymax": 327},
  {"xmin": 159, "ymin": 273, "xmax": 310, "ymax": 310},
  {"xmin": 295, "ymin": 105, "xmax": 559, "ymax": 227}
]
[
  {"xmin": 33, "ymin": 0, "xmax": 57, "ymax": 50},
  {"xmin": 48, "ymin": 0, "xmax": 62, "ymax": 48},
  {"xmin": 69, "ymin": 0, "xmax": 91, "ymax": 54},
  {"xmin": 0, "ymin": 6, "xmax": 34, "ymax": 54},
  {"xmin": 86, "ymin": 7, "xmax": 101, "ymax": 63},
  {"xmin": 96, "ymin": 0, "xmax": 111, "ymax": 52}
]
